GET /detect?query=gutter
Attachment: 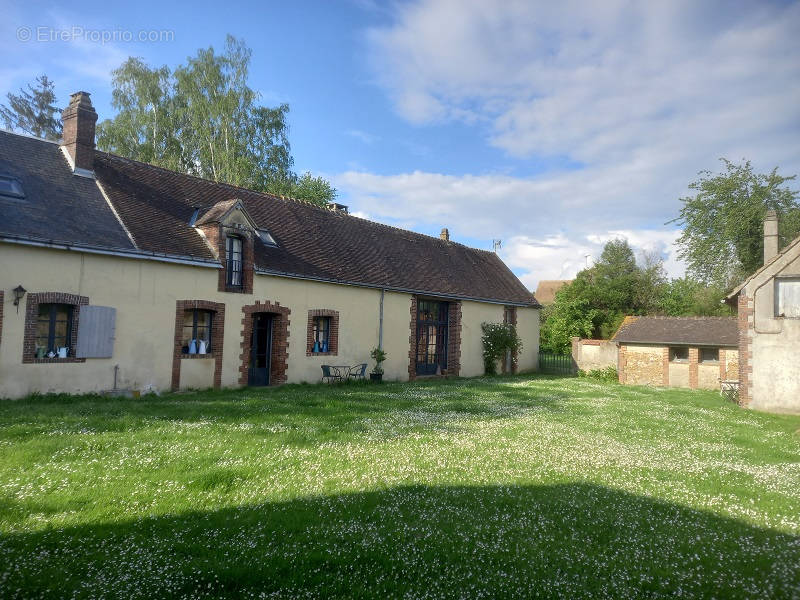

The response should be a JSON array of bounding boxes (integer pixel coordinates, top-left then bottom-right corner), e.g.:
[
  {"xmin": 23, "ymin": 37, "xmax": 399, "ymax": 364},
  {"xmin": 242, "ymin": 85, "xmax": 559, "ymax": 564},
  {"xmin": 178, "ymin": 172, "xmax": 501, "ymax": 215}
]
[
  {"xmin": 254, "ymin": 267, "xmax": 538, "ymax": 307},
  {"xmin": 0, "ymin": 234, "xmax": 537, "ymax": 307},
  {"xmin": 0, "ymin": 234, "xmax": 220, "ymax": 269}
]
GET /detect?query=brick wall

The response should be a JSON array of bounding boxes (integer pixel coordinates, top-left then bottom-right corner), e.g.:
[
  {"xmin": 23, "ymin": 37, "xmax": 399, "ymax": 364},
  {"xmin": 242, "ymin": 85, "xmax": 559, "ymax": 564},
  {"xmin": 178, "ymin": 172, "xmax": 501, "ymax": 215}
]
[
  {"xmin": 688, "ymin": 347, "xmax": 699, "ymax": 389},
  {"xmin": 171, "ymin": 300, "xmax": 226, "ymax": 391},
  {"xmin": 197, "ymin": 223, "xmax": 255, "ymax": 294},
  {"xmin": 502, "ymin": 306, "xmax": 517, "ymax": 374},
  {"xmin": 22, "ymin": 292, "xmax": 89, "ymax": 364},
  {"xmin": 662, "ymin": 347, "xmax": 669, "ymax": 386},
  {"xmin": 239, "ymin": 301, "xmax": 290, "ymax": 386},
  {"xmin": 306, "ymin": 309, "xmax": 339, "ymax": 356},
  {"xmin": 446, "ymin": 300, "xmax": 462, "ymax": 376},
  {"xmin": 737, "ymin": 293, "xmax": 753, "ymax": 407},
  {"xmin": 407, "ymin": 297, "xmax": 418, "ymax": 381},
  {"xmin": 618, "ymin": 344, "xmax": 627, "ymax": 383}
]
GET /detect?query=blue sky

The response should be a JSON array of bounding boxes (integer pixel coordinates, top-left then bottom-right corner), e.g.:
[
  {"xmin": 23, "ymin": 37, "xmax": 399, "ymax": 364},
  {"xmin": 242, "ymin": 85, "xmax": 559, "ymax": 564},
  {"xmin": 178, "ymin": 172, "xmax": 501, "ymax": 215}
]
[{"xmin": 2, "ymin": 0, "xmax": 799, "ymax": 288}]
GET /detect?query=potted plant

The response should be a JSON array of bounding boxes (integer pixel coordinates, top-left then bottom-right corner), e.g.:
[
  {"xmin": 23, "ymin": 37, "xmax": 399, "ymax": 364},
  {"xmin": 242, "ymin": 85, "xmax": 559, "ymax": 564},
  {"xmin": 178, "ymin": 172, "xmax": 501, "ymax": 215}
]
[{"xmin": 370, "ymin": 347, "xmax": 387, "ymax": 382}]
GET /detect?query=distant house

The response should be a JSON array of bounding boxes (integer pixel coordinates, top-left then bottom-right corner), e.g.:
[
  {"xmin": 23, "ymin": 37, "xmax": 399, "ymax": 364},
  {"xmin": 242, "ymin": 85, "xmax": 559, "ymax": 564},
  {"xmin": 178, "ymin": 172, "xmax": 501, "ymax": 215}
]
[
  {"xmin": 726, "ymin": 211, "xmax": 800, "ymax": 413},
  {"xmin": 534, "ymin": 280, "xmax": 572, "ymax": 305},
  {"xmin": 0, "ymin": 91, "xmax": 540, "ymax": 399},
  {"xmin": 612, "ymin": 316, "xmax": 739, "ymax": 389}
]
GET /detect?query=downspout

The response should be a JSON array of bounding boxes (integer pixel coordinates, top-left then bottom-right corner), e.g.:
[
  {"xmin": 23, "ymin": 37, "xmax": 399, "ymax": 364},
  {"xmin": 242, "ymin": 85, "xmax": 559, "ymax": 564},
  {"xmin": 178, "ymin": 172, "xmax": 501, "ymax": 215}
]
[{"xmin": 378, "ymin": 289, "xmax": 385, "ymax": 350}]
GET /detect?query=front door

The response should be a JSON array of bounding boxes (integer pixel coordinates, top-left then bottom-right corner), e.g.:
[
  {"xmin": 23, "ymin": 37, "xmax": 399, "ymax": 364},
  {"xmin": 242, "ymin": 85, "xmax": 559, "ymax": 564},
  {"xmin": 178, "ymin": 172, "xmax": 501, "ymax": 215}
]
[
  {"xmin": 416, "ymin": 300, "xmax": 449, "ymax": 375},
  {"xmin": 248, "ymin": 313, "xmax": 273, "ymax": 386}
]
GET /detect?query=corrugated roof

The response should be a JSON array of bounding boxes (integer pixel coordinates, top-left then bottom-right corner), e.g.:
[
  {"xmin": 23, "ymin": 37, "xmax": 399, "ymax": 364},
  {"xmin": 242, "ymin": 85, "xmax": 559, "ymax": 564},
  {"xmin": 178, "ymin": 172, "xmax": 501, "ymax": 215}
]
[{"xmin": 611, "ymin": 316, "xmax": 738, "ymax": 347}]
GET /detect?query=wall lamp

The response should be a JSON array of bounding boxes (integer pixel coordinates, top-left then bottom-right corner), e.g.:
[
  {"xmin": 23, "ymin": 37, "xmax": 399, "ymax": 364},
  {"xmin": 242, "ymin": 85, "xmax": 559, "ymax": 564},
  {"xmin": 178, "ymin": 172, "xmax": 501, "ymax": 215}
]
[{"xmin": 12, "ymin": 285, "xmax": 26, "ymax": 313}]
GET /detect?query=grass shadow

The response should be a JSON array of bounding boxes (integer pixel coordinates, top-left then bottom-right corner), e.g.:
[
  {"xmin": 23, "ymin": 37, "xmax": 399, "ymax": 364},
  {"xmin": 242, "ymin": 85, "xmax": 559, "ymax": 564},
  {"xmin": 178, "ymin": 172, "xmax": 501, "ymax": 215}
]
[{"xmin": 1, "ymin": 482, "xmax": 797, "ymax": 598}]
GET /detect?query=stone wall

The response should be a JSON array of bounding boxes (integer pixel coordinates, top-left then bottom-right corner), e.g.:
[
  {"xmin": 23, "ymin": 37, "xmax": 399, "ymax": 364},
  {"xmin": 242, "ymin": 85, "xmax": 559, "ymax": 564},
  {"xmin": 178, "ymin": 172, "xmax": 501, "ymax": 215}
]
[{"xmin": 571, "ymin": 338, "xmax": 617, "ymax": 372}]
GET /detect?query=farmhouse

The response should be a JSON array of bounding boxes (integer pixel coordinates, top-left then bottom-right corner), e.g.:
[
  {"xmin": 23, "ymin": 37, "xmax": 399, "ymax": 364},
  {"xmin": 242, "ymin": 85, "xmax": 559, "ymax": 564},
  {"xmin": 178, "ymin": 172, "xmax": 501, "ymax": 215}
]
[
  {"xmin": 612, "ymin": 316, "xmax": 739, "ymax": 390},
  {"xmin": 726, "ymin": 211, "xmax": 800, "ymax": 413},
  {"xmin": 0, "ymin": 92, "xmax": 540, "ymax": 399}
]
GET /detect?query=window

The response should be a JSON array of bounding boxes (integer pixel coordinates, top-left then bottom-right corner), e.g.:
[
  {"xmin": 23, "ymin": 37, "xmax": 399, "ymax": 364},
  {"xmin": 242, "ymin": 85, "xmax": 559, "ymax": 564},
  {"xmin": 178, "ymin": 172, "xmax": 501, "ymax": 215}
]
[
  {"xmin": 306, "ymin": 310, "xmax": 339, "ymax": 356},
  {"xmin": 416, "ymin": 300, "xmax": 449, "ymax": 375},
  {"xmin": 669, "ymin": 347, "xmax": 688, "ymax": 362},
  {"xmin": 226, "ymin": 235, "xmax": 243, "ymax": 288},
  {"xmin": 36, "ymin": 303, "xmax": 73, "ymax": 357},
  {"xmin": 0, "ymin": 175, "xmax": 24, "ymax": 200},
  {"xmin": 311, "ymin": 316, "xmax": 330, "ymax": 353},
  {"xmin": 182, "ymin": 309, "xmax": 213, "ymax": 354},
  {"xmin": 776, "ymin": 278, "xmax": 800, "ymax": 318},
  {"xmin": 700, "ymin": 348, "xmax": 719, "ymax": 363}
]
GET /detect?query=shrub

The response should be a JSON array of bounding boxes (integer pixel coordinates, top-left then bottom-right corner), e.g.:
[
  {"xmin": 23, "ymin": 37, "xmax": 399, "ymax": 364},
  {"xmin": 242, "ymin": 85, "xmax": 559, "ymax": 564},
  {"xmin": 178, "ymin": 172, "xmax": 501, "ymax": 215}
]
[
  {"xmin": 578, "ymin": 366, "xmax": 618, "ymax": 382},
  {"xmin": 481, "ymin": 322, "xmax": 523, "ymax": 375},
  {"xmin": 370, "ymin": 347, "xmax": 387, "ymax": 374}
]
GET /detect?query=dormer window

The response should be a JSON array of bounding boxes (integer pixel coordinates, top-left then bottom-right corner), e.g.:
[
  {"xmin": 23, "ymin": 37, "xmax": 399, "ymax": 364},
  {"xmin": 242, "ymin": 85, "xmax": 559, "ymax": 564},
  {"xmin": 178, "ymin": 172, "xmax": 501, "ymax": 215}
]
[{"xmin": 226, "ymin": 235, "xmax": 243, "ymax": 288}]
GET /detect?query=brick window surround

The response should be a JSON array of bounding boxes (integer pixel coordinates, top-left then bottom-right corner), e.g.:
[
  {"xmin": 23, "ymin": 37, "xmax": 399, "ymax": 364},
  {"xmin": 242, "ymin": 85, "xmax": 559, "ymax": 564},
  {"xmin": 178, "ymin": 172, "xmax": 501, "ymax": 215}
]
[
  {"xmin": 239, "ymin": 301, "xmax": 290, "ymax": 386},
  {"xmin": 197, "ymin": 223, "xmax": 255, "ymax": 294},
  {"xmin": 408, "ymin": 297, "xmax": 461, "ymax": 380},
  {"xmin": 22, "ymin": 292, "xmax": 89, "ymax": 364},
  {"xmin": 502, "ymin": 306, "xmax": 518, "ymax": 374},
  {"xmin": 171, "ymin": 300, "xmax": 226, "ymax": 391},
  {"xmin": 737, "ymin": 293, "xmax": 753, "ymax": 407},
  {"xmin": 306, "ymin": 309, "xmax": 339, "ymax": 356}
]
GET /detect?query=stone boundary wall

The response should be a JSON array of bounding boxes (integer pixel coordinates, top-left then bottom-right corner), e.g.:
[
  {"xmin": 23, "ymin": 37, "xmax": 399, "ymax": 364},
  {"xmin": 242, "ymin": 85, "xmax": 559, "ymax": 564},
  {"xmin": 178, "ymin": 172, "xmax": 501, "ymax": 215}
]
[{"xmin": 571, "ymin": 337, "xmax": 618, "ymax": 373}]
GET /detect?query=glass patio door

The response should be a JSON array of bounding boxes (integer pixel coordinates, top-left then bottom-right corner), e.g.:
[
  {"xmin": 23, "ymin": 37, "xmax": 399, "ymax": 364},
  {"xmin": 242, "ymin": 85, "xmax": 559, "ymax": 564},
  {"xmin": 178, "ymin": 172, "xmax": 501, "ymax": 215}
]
[{"xmin": 416, "ymin": 300, "xmax": 449, "ymax": 375}]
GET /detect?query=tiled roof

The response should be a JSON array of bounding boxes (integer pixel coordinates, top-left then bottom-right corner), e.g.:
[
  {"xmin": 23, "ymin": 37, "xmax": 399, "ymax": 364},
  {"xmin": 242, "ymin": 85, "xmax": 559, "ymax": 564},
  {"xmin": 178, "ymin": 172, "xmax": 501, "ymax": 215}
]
[
  {"xmin": 0, "ymin": 130, "xmax": 537, "ymax": 306},
  {"xmin": 0, "ymin": 131, "xmax": 134, "ymax": 250},
  {"xmin": 534, "ymin": 280, "xmax": 572, "ymax": 305},
  {"xmin": 611, "ymin": 316, "xmax": 738, "ymax": 347}
]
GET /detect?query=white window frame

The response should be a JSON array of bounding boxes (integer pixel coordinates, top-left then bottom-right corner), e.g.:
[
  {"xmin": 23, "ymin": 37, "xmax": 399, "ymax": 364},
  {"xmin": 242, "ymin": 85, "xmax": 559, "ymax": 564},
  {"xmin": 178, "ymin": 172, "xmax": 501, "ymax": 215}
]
[{"xmin": 775, "ymin": 277, "xmax": 800, "ymax": 318}]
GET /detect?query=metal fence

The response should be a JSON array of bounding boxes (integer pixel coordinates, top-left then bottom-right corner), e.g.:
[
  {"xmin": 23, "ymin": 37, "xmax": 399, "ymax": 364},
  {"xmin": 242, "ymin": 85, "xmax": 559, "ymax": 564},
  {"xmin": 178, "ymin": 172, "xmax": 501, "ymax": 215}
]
[{"xmin": 537, "ymin": 352, "xmax": 576, "ymax": 376}]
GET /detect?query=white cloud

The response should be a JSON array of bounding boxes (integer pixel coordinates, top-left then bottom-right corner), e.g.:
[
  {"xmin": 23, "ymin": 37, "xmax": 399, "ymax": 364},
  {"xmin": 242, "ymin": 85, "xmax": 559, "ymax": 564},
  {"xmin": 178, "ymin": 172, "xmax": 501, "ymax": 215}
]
[
  {"xmin": 334, "ymin": 169, "xmax": 686, "ymax": 289},
  {"xmin": 350, "ymin": 0, "xmax": 800, "ymax": 289},
  {"xmin": 345, "ymin": 129, "xmax": 379, "ymax": 144}
]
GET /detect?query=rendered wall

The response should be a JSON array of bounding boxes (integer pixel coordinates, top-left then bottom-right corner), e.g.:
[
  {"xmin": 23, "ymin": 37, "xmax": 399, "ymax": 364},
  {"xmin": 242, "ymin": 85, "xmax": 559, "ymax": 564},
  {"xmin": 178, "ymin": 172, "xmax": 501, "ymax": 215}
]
[
  {"xmin": 516, "ymin": 306, "xmax": 540, "ymax": 372},
  {"xmin": 571, "ymin": 338, "xmax": 617, "ymax": 372},
  {"xmin": 743, "ymin": 251, "xmax": 800, "ymax": 413},
  {"xmin": 0, "ymin": 243, "xmax": 539, "ymax": 398}
]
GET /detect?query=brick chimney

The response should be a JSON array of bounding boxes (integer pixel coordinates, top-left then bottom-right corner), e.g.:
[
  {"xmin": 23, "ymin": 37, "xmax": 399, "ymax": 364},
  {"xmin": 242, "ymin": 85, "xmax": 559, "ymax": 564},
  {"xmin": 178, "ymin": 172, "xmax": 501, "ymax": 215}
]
[
  {"xmin": 440, "ymin": 228, "xmax": 450, "ymax": 241},
  {"xmin": 764, "ymin": 210, "xmax": 778, "ymax": 264},
  {"xmin": 61, "ymin": 91, "xmax": 97, "ymax": 174}
]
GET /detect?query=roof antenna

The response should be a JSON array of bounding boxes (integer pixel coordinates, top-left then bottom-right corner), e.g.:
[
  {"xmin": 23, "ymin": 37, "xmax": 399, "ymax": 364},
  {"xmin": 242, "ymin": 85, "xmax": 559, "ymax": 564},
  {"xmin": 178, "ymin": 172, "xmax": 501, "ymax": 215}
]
[{"xmin": 492, "ymin": 239, "xmax": 502, "ymax": 253}]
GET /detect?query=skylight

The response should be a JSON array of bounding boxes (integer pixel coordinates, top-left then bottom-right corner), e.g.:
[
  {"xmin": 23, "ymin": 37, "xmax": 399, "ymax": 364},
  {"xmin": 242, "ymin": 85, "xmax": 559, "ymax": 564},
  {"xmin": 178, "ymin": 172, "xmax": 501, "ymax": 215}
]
[
  {"xmin": 0, "ymin": 175, "xmax": 24, "ymax": 199},
  {"xmin": 258, "ymin": 229, "xmax": 277, "ymax": 246}
]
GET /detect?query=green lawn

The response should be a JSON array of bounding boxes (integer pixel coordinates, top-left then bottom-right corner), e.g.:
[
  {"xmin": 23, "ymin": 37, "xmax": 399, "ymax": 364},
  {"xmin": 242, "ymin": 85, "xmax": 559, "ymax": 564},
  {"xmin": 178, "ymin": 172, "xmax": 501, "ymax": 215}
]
[{"xmin": 1, "ymin": 376, "xmax": 799, "ymax": 599}]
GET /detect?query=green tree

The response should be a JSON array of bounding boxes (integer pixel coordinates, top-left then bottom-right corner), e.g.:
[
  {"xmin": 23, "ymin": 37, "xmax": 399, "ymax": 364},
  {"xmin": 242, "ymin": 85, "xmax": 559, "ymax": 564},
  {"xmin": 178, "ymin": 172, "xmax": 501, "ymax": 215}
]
[
  {"xmin": 657, "ymin": 278, "xmax": 731, "ymax": 317},
  {"xmin": 96, "ymin": 59, "xmax": 183, "ymax": 171},
  {"xmin": 0, "ymin": 75, "xmax": 62, "ymax": 140},
  {"xmin": 97, "ymin": 36, "xmax": 335, "ymax": 206},
  {"xmin": 670, "ymin": 159, "xmax": 800, "ymax": 289}
]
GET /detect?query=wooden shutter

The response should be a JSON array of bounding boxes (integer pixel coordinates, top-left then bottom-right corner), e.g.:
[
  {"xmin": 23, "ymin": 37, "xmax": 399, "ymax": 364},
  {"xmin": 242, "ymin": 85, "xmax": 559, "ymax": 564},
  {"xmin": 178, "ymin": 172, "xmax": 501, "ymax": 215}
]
[{"xmin": 76, "ymin": 306, "xmax": 116, "ymax": 358}]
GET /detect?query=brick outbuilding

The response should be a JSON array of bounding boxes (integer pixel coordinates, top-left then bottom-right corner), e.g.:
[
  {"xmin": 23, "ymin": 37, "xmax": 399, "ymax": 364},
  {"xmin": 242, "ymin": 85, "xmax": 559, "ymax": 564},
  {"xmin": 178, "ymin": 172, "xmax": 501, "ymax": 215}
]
[{"xmin": 612, "ymin": 316, "xmax": 738, "ymax": 390}]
